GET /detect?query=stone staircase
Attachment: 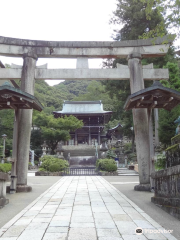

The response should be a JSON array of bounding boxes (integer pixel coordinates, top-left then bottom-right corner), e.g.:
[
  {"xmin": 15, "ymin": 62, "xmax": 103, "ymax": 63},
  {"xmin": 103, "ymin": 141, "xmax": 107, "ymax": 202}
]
[
  {"xmin": 117, "ymin": 168, "xmax": 139, "ymax": 176},
  {"xmin": 63, "ymin": 144, "xmax": 100, "ymax": 166}
]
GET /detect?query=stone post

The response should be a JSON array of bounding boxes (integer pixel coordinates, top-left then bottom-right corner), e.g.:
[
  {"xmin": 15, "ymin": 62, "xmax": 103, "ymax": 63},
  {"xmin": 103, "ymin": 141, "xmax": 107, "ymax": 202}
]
[
  {"xmin": 128, "ymin": 52, "xmax": 150, "ymax": 191},
  {"xmin": 75, "ymin": 131, "xmax": 78, "ymax": 145},
  {"xmin": 154, "ymin": 108, "xmax": 160, "ymax": 146},
  {"xmin": 88, "ymin": 129, "xmax": 91, "ymax": 145},
  {"xmin": 98, "ymin": 128, "xmax": 100, "ymax": 145},
  {"xmin": 16, "ymin": 52, "xmax": 37, "ymax": 192}
]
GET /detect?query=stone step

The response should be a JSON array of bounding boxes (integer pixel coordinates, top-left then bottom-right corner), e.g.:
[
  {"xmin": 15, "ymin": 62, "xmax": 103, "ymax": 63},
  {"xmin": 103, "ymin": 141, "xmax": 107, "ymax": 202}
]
[{"xmin": 117, "ymin": 168, "xmax": 139, "ymax": 176}]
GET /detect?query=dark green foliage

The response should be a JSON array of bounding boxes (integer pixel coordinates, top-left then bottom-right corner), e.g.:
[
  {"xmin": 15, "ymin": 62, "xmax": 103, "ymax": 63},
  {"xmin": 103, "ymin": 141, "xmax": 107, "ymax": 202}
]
[
  {"xmin": 56, "ymin": 80, "xmax": 92, "ymax": 98},
  {"xmin": 124, "ymin": 143, "xmax": 132, "ymax": 154},
  {"xmin": 0, "ymin": 146, "xmax": 3, "ymax": 158},
  {"xmin": 110, "ymin": 0, "xmax": 165, "ymax": 41},
  {"xmin": 0, "ymin": 109, "xmax": 14, "ymax": 139},
  {"xmin": 73, "ymin": 81, "xmax": 116, "ymax": 111},
  {"xmin": 140, "ymin": 0, "xmax": 180, "ymax": 38},
  {"xmin": 0, "ymin": 163, "xmax": 12, "ymax": 173},
  {"xmin": 40, "ymin": 156, "xmax": 69, "ymax": 172},
  {"xmin": 96, "ymin": 158, "xmax": 117, "ymax": 172},
  {"xmin": 158, "ymin": 61, "xmax": 180, "ymax": 145}
]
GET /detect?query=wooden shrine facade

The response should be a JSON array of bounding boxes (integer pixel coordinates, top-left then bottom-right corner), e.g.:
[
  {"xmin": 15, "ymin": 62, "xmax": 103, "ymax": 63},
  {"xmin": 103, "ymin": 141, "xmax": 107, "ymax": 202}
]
[{"xmin": 53, "ymin": 101, "xmax": 112, "ymax": 145}]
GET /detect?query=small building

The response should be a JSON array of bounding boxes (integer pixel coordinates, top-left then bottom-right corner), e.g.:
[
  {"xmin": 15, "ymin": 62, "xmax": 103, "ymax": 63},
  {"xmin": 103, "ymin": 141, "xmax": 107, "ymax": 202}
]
[{"xmin": 53, "ymin": 100, "xmax": 112, "ymax": 145}]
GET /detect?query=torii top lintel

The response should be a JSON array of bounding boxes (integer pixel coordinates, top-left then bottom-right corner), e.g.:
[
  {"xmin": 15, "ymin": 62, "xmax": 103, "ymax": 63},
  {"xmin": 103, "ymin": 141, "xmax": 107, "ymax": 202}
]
[{"xmin": 0, "ymin": 35, "xmax": 173, "ymax": 59}]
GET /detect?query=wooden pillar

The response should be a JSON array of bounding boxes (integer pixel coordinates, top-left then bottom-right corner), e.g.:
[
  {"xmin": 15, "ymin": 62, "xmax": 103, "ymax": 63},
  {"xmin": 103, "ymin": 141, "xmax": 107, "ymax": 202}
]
[
  {"xmin": 148, "ymin": 108, "xmax": 155, "ymax": 189},
  {"xmin": 10, "ymin": 110, "xmax": 19, "ymax": 193},
  {"xmin": 154, "ymin": 108, "xmax": 160, "ymax": 146},
  {"xmin": 128, "ymin": 52, "xmax": 150, "ymax": 191}
]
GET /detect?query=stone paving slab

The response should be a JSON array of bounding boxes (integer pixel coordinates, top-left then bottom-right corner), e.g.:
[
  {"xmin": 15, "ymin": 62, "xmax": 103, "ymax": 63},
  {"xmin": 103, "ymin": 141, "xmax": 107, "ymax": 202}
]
[{"xmin": 0, "ymin": 176, "xmax": 177, "ymax": 240}]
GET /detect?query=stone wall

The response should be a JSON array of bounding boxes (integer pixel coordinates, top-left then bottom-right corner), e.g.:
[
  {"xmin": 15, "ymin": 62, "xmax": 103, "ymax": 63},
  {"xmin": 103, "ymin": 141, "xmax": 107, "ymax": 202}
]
[
  {"xmin": 0, "ymin": 172, "xmax": 10, "ymax": 208},
  {"xmin": 151, "ymin": 165, "xmax": 180, "ymax": 220}
]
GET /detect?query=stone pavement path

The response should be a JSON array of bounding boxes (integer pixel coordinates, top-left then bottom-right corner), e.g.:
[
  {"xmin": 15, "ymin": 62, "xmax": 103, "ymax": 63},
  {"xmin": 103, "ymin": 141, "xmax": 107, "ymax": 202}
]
[{"xmin": 0, "ymin": 176, "xmax": 177, "ymax": 240}]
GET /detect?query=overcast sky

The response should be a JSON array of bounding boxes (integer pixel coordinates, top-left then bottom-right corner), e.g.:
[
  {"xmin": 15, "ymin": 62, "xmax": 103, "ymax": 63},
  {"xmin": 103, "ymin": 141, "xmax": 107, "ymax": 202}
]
[
  {"xmin": 0, "ymin": 0, "xmax": 117, "ymax": 86},
  {"xmin": 0, "ymin": 0, "xmax": 179, "ymax": 86}
]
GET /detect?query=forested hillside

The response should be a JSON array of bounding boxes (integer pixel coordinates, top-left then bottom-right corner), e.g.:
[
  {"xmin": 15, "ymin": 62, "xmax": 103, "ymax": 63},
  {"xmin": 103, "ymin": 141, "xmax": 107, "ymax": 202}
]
[{"xmin": 34, "ymin": 80, "xmax": 92, "ymax": 113}]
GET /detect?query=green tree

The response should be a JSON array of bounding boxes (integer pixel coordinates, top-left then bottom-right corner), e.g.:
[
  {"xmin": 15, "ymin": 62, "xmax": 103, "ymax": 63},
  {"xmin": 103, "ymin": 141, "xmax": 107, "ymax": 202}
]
[
  {"xmin": 159, "ymin": 61, "xmax": 180, "ymax": 145},
  {"xmin": 33, "ymin": 112, "xmax": 83, "ymax": 153},
  {"xmin": 110, "ymin": 0, "xmax": 165, "ymax": 41},
  {"xmin": 102, "ymin": 0, "xmax": 168, "ymax": 150},
  {"xmin": 139, "ymin": 0, "xmax": 180, "ymax": 39}
]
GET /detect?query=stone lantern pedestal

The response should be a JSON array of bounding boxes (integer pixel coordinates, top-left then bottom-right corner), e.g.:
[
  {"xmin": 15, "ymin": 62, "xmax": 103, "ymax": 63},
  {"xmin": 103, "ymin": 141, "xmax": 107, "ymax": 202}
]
[{"xmin": 56, "ymin": 142, "xmax": 65, "ymax": 159}]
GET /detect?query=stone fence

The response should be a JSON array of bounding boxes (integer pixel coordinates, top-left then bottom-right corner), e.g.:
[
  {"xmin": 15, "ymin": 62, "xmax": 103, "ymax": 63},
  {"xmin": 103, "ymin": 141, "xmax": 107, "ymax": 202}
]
[
  {"xmin": 0, "ymin": 172, "xmax": 10, "ymax": 208},
  {"xmin": 151, "ymin": 165, "xmax": 180, "ymax": 220}
]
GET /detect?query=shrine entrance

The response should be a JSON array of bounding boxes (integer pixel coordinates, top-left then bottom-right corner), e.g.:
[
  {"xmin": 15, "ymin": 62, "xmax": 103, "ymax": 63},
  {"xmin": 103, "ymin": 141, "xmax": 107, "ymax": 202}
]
[{"xmin": 0, "ymin": 35, "xmax": 172, "ymax": 192}]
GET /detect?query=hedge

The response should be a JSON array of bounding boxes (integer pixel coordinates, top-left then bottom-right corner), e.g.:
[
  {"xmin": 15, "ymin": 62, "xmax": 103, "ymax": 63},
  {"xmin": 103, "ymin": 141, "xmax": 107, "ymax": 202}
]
[
  {"xmin": 40, "ymin": 156, "xmax": 69, "ymax": 172},
  {"xmin": 0, "ymin": 163, "xmax": 12, "ymax": 173},
  {"xmin": 96, "ymin": 158, "xmax": 117, "ymax": 172}
]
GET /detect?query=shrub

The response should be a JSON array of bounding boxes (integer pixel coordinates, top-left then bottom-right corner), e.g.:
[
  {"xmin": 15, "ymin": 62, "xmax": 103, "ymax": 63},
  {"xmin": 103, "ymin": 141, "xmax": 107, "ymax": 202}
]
[
  {"xmin": 40, "ymin": 156, "xmax": 69, "ymax": 172},
  {"xmin": 96, "ymin": 158, "xmax": 117, "ymax": 172},
  {"xmin": 39, "ymin": 168, "xmax": 47, "ymax": 172},
  {"xmin": 0, "ymin": 163, "xmax": 12, "ymax": 173}
]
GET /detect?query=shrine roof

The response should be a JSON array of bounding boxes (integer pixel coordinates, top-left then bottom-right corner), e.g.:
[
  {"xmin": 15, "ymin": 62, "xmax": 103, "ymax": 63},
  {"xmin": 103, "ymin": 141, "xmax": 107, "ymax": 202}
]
[
  {"xmin": 53, "ymin": 100, "xmax": 112, "ymax": 115},
  {"xmin": 124, "ymin": 81, "xmax": 180, "ymax": 111},
  {"xmin": 108, "ymin": 123, "xmax": 123, "ymax": 132},
  {"xmin": 0, "ymin": 83, "xmax": 43, "ymax": 111}
]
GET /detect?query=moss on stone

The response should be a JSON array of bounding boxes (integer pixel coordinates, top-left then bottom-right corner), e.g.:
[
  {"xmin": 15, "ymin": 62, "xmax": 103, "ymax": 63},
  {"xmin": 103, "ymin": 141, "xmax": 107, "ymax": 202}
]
[{"xmin": 166, "ymin": 143, "xmax": 179, "ymax": 152}]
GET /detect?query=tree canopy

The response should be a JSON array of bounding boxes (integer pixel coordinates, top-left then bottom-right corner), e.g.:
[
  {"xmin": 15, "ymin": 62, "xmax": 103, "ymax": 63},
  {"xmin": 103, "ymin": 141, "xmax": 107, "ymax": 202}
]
[
  {"xmin": 139, "ymin": 0, "xmax": 180, "ymax": 39},
  {"xmin": 33, "ymin": 113, "xmax": 83, "ymax": 153}
]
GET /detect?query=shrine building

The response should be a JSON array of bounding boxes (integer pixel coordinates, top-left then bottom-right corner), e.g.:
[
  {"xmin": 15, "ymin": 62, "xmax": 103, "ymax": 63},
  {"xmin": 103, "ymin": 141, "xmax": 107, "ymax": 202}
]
[{"xmin": 53, "ymin": 100, "xmax": 112, "ymax": 145}]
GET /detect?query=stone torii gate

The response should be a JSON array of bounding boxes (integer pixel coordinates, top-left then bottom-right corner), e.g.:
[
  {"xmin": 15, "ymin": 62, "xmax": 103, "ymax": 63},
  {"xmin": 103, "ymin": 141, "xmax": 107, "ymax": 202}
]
[{"xmin": 0, "ymin": 35, "xmax": 171, "ymax": 192}]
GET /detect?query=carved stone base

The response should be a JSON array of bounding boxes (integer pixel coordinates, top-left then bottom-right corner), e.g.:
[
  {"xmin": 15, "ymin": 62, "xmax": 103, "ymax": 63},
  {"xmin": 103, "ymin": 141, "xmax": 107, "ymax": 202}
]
[
  {"xmin": 134, "ymin": 184, "xmax": 151, "ymax": 191},
  {"xmin": 152, "ymin": 197, "xmax": 180, "ymax": 220},
  {"xmin": 16, "ymin": 185, "xmax": 32, "ymax": 193}
]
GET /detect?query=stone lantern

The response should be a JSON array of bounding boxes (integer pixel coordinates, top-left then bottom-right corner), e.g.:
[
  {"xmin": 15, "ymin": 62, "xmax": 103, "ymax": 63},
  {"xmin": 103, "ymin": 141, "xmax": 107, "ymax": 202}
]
[
  {"xmin": 56, "ymin": 142, "xmax": 65, "ymax": 159},
  {"xmin": 100, "ymin": 141, "xmax": 108, "ymax": 159},
  {"xmin": 47, "ymin": 148, "xmax": 52, "ymax": 155},
  {"xmin": 41, "ymin": 141, "xmax": 48, "ymax": 157}
]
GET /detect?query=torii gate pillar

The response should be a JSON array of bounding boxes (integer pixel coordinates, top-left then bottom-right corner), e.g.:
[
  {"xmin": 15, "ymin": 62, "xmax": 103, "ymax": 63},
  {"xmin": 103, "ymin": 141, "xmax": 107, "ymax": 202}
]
[
  {"xmin": 128, "ymin": 52, "xmax": 151, "ymax": 191},
  {"xmin": 16, "ymin": 52, "xmax": 38, "ymax": 192}
]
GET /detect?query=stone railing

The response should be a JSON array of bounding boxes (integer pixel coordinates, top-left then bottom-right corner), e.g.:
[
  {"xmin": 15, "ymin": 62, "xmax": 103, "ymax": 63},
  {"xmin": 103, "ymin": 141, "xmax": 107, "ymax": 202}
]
[
  {"xmin": 151, "ymin": 165, "xmax": 180, "ymax": 220},
  {"xmin": 63, "ymin": 144, "xmax": 99, "ymax": 151},
  {"xmin": 166, "ymin": 150, "xmax": 180, "ymax": 168},
  {"xmin": 0, "ymin": 172, "xmax": 10, "ymax": 208}
]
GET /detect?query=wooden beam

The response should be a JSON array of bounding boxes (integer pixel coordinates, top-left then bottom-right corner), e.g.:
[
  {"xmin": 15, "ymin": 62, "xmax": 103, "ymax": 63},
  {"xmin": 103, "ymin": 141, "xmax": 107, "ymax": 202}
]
[
  {"xmin": 150, "ymin": 101, "xmax": 157, "ymax": 109},
  {"xmin": 25, "ymin": 103, "xmax": 31, "ymax": 108},
  {"xmin": 136, "ymin": 97, "xmax": 144, "ymax": 107}
]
